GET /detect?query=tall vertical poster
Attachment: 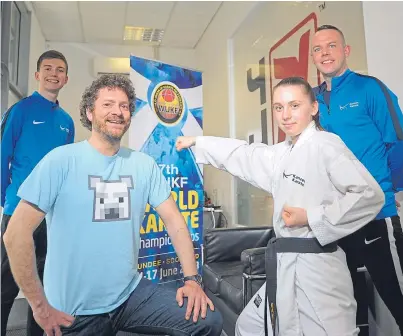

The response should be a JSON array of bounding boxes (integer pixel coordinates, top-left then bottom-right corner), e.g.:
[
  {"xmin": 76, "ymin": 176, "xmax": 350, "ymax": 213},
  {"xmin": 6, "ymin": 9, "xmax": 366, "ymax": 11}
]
[{"xmin": 128, "ymin": 55, "xmax": 204, "ymax": 284}]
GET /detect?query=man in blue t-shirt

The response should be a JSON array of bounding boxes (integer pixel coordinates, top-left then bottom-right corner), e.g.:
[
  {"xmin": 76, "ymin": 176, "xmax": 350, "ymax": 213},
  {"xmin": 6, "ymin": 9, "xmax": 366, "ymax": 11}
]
[
  {"xmin": 1, "ymin": 50, "xmax": 74, "ymax": 336},
  {"xmin": 3, "ymin": 74, "xmax": 223, "ymax": 336},
  {"xmin": 311, "ymin": 25, "xmax": 403, "ymax": 334}
]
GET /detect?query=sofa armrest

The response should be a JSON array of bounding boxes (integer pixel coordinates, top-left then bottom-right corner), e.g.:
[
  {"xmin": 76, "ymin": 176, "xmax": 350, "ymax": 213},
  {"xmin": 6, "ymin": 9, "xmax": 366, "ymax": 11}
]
[
  {"xmin": 241, "ymin": 247, "xmax": 266, "ymax": 276},
  {"xmin": 204, "ymin": 227, "xmax": 272, "ymax": 263},
  {"xmin": 240, "ymin": 247, "xmax": 268, "ymax": 308}
]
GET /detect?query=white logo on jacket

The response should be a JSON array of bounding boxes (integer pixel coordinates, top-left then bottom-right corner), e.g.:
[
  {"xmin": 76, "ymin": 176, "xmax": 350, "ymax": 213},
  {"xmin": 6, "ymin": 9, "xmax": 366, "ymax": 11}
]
[
  {"xmin": 60, "ymin": 125, "xmax": 70, "ymax": 133},
  {"xmin": 340, "ymin": 102, "xmax": 359, "ymax": 110}
]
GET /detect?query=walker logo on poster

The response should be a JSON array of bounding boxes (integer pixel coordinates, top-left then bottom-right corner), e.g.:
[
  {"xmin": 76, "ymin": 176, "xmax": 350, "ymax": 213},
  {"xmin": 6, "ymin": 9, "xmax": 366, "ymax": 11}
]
[
  {"xmin": 129, "ymin": 55, "xmax": 203, "ymax": 284},
  {"xmin": 268, "ymin": 12, "xmax": 321, "ymax": 144},
  {"xmin": 152, "ymin": 82, "xmax": 185, "ymax": 126}
]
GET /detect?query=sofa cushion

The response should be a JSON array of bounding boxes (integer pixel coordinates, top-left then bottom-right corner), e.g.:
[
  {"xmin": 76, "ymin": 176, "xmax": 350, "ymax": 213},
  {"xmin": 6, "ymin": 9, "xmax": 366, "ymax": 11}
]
[
  {"xmin": 219, "ymin": 274, "xmax": 244, "ymax": 314},
  {"xmin": 204, "ymin": 227, "xmax": 272, "ymax": 263},
  {"xmin": 203, "ymin": 261, "xmax": 244, "ymax": 294}
]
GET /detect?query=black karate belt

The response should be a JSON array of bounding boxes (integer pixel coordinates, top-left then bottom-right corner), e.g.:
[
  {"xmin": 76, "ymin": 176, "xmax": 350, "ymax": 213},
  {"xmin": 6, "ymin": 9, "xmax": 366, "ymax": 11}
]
[{"xmin": 264, "ymin": 237, "xmax": 338, "ymax": 336}]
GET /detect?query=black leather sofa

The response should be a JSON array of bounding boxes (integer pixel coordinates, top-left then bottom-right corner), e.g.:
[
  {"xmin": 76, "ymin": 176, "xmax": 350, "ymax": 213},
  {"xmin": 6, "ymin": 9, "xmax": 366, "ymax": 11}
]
[{"xmin": 202, "ymin": 226, "xmax": 274, "ymax": 336}]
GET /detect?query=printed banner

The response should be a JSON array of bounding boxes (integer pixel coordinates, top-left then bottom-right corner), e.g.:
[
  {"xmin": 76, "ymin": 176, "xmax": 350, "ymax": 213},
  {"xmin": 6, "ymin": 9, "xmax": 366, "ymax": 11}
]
[{"xmin": 129, "ymin": 55, "xmax": 203, "ymax": 284}]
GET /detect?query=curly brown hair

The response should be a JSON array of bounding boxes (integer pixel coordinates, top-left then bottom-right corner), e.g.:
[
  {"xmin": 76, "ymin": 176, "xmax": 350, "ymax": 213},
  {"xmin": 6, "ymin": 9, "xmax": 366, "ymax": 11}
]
[{"xmin": 79, "ymin": 74, "xmax": 136, "ymax": 131}]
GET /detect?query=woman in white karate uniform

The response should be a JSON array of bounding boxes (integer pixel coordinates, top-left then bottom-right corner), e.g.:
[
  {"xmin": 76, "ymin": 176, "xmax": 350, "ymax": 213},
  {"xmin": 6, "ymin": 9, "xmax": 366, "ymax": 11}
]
[{"xmin": 175, "ymin": 77, "xmax": 385, "ymax": 336}]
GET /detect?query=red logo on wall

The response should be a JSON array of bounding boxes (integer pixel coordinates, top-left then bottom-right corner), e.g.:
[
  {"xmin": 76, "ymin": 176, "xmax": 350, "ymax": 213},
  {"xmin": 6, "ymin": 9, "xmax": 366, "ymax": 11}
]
[{"xmin": 268, "ymin": 12, "xmax": 322, "ymax": 144}]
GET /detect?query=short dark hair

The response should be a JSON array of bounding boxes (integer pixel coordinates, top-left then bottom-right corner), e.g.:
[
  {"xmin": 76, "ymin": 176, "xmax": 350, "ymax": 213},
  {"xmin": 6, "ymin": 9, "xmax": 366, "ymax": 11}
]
[
  {"xmin": 79, "ymin": 74, "xmax": 136, "ymax": 131},
  {"xmin": 37, "ymin": 50, "xmax": 68, "ymax": 74},
  {"xmin": 317, "ymin": 25, "xmax": 346, "ymax": 44},
  {"xmin": 273, "ymin": 77, "xmax": 322, "ymax": 130}
]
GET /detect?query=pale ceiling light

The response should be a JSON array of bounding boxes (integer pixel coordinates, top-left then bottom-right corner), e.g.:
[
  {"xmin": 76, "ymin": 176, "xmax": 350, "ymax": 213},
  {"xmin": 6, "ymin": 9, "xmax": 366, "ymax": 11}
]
[{"xmin": 123, "ymin": 26, "xmax": 164, "ymax": 43}]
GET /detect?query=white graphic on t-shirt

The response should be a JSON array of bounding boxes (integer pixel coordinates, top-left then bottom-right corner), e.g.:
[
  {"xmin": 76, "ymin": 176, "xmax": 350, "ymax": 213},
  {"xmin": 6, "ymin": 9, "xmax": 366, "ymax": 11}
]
[{"xmin": 88, "ymin": 176, "xmax": 134, "ymax": 222}]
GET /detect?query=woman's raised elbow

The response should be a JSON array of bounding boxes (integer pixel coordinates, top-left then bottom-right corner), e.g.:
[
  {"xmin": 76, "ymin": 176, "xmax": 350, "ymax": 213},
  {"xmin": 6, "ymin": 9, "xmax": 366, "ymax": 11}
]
[{"xmin": 369, "ymin": 183, "xmax": 385, "ymax": 213}]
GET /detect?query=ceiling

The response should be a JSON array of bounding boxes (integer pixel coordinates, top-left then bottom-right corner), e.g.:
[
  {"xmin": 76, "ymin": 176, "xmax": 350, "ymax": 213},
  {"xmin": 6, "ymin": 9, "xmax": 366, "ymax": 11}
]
[{"xmin": 31, "ymin": 1, "xmax": 223, "ymax": 49}]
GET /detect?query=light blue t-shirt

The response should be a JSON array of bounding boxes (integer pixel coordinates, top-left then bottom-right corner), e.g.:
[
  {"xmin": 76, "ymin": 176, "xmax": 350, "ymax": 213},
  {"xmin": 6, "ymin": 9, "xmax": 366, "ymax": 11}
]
[{"xmin": 18, "ymin": 141, "xmax": 171, "ymax": 315}]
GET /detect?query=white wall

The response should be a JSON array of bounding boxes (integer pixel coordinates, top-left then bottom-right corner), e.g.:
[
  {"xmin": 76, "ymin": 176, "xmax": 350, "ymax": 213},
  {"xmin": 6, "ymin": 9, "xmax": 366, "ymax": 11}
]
[
  {"xmin": 26, "ymin": 1, "xmax": 46, "ymax": 94},
  {"xmin": 195, "ymin": 1, "xmax": 259, "ymax": 224},
  {"xmin": 363, "ymin": 1, "xmax": 403, "ymax": 101},
  {"xmin": 46, "ymin": 42, "xmax": 197, "ymax": 146},
  {"xmin": 8, "ymin": 91, "xmax": 20, "ymax": 107}
]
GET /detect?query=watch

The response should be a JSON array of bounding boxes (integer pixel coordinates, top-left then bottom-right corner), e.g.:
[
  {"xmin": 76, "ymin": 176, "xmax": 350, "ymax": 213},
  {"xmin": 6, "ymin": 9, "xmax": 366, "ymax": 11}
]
[{"xmin": 183, "ymin": 274, "xmax": 203, "ymax": 287}]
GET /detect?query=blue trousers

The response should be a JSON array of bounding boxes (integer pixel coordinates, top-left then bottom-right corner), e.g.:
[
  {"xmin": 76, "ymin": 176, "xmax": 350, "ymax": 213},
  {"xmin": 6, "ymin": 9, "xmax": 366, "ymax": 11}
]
[{"xmin": 61, "ymin": 277, "xmax": 223, "ymax": 336}]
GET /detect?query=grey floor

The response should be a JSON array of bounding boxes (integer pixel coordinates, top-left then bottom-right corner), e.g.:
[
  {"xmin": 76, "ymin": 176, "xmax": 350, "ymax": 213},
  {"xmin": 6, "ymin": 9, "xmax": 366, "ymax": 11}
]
[{"xmin": 6, "ymin": 298, "xmax": 226, "ymax": 336}]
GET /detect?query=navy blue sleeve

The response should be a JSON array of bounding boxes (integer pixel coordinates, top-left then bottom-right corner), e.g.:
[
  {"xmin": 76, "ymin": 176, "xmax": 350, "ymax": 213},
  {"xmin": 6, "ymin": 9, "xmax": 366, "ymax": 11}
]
[
  {"xmin": 1, "ymin": 104, "xmax": 24, "ymax": 206},
  {"xmin": 367, "ymin": 81, "xmax": 403, "ymax": 144}
]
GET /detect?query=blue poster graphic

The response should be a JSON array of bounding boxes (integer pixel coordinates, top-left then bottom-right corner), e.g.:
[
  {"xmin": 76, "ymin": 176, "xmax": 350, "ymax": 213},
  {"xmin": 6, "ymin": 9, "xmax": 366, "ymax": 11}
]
[{"xmin": 129, "ymin": 55, "xmax": 203, "ymax": 284}]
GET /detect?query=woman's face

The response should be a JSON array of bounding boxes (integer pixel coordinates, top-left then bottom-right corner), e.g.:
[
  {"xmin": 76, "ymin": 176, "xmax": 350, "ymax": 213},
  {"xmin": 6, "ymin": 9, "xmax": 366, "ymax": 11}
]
[{"xmin": 272, "ymin": 85, "xmax": 318, "ymax": 139}]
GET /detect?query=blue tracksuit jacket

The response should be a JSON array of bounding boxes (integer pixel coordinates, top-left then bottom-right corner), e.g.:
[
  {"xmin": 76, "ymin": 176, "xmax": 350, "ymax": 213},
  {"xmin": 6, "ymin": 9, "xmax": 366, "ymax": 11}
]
[
  {"xmin": 1, "ymin": 91, "xmax": 75, "ymax": 215},
  {"xmin": 314, "ymin": 69, "xmax": 403, "ymax": 220}
]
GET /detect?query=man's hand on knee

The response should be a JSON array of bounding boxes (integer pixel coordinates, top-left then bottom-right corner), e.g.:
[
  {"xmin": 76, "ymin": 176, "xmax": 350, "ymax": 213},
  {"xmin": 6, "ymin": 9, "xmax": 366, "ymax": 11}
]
[
  {"xmin": 32, "ymin": 302, "xmax": 74, "ymax": 336},
  {"xmin": 176, "ymin": 281, "xmax": 215, "ymax": 323}
]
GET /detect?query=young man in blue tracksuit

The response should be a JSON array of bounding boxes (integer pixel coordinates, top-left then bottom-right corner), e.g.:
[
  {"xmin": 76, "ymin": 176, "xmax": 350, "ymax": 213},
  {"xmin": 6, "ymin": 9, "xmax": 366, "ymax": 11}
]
[
  {"xmin": 312, "ymin": 25, "xmax": 403, "ymax": 335},
  {"xmin": 1, "ymin": 50, "xmax": 75, "ymax": 336}
]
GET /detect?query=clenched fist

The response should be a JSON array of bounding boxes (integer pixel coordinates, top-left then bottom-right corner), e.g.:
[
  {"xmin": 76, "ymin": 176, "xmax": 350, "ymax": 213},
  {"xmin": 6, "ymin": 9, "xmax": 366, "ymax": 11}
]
[
  {"xmin": 282, "ymin": 205, "xmax": 308, "ymax": 227},
  {"xmin": 175, "ymin": 136, "xmax": 196, "ymax": 151}
]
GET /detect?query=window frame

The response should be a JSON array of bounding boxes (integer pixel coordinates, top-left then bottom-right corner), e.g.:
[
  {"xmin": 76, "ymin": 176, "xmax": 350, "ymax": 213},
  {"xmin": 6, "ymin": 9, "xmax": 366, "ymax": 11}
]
[
  {"xmin": 1, "ymin": 1, "xmax": 31, "ymax": 115},
  {"xmin": 9, "ymin": 1, "xmax": 22, "ymax": 87}
]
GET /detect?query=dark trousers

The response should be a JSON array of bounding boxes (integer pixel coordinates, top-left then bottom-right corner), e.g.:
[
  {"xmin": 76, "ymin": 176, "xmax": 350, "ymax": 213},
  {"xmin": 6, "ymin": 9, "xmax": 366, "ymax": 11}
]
[
  {"xmin": 60, "ymin": 277, "xmax": 223, "ymax": 336},
  {"xmin": 1, "ymin": 214, "xmax": 47, "ymax": 336},
  {"xmin": 339, "ymin": 216, "xmax": 403, "ymax": 336}
]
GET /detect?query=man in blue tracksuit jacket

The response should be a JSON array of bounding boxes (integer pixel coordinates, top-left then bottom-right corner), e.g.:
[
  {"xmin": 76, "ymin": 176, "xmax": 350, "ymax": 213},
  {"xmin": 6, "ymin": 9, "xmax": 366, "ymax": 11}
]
[
  {"xmin": 1, "ymin": 50, "xmax": 75, "ymax": 336},
  {"xmin": 312, "ymin": 25, "xmax": 403, "ymax": 335}
]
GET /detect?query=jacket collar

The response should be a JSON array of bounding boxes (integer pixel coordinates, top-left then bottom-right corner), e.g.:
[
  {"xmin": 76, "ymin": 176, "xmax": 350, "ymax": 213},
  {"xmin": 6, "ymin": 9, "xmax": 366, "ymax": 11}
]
[
  {"xmin": 32, "ymin": 91, "xmax": 60, "ymax": 108},
  {"xmin": 286, "ymin": 121, "xmax": 318, "ymax": 149},
  {"xmin": 317, "ymin": 68, "xmax": 354, "ymax": 93}
]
